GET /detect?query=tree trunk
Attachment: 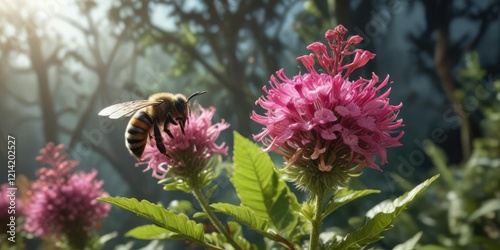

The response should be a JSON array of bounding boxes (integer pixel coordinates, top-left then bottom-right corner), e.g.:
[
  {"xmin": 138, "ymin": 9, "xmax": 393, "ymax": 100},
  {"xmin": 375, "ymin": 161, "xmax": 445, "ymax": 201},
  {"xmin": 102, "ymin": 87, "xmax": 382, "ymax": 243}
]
[{"xmin": 28, "ymin": 32, "xmax": 58, "ymax": 143}]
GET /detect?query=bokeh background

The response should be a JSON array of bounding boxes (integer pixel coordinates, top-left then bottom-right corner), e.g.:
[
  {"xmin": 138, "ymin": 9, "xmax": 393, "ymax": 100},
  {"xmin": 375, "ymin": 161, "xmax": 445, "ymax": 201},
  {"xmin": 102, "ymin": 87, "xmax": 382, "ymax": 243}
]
[{"xmin": 1, "ymin": 0, "xmax": 499, "ymax": 249}]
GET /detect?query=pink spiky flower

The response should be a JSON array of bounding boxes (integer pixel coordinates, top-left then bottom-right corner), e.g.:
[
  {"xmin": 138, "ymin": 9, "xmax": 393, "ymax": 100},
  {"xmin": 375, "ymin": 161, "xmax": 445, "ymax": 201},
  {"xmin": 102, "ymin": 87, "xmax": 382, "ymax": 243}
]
[
  {"xmin": 24, "ymin": 143, "xmax": 110, "ymax": 248},
  {"xmin": 251, "ymin": 25, "xmax": 404, "ymax": 193},
  {"xmin": 137, "ymin": 104, "xmax": 229, "ymax": 181}
]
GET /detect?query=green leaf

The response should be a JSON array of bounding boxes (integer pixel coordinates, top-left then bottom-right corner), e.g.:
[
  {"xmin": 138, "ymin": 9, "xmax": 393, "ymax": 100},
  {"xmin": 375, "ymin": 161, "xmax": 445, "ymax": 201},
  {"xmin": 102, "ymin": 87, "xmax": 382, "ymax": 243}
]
[
  {"xmin": 193, "ymin": 212, "xmax": 207, "ymax": 219},
  {"xmin": 301, "ymin": 201, "xmax": 315, "ymax": 222},
  {"xmin": 231, "ymin": 131, "xmax": 300, "ymax": 236},
  {"xmin": 204, "ymin": 233, "xmax": 224, "ymax": 248},
  {"xmin": 206, "ymin": 184, "xmax": 219, "ymax": 200},
  {"xmin": 126, "ymin": 224, "xmax": 178, "ymax": 240},
  {"xmin": 227, "ymin": 221, "xmax": 257, "ymax": 250},
  {"xmin": 332, "ymin": 175, "xmax": 439, "ymax": 250},
  {"xmin": 211, "ymin": 203, "xmax": 297, "ymax": 250},
  {"xmin": 322, "ymin": 189, "xmax": 380, "ymax": 220},
  {"xmin": 227, "ymin": 221, "xmax": 243, "ymax": 237},
  {"xmin": 423, "ymin": 141, "xmax": 455, "ymax": 189},
  {"xmin": 393, "ymin": 231, "xmax": 422, "ymax": 250},
  {"xmin": 98, "ymin": 232, "xmax": 118, "ymax": 246},
  {"xmin": 468, "ymin": 198, "xmax": 500, "ymax": 222},
  {"xmin": 389, "ymin": 173, "xmax": 415, "ymax": 191},
  {"xmin": 98, "ymin": 197, "xmax": 205, "ymax": 244},
  {"xmin": 457, "ymin": 51, "xmax": 486, "ymax": 84},
  {"xmin": 162, "ymin": 179, "xmax": 192, "ymax": 192},
  {"xmin": 416, "ymin": 245, "xmax": 450, "ymax": 250},
  {"xmin": 211, "ymin": 203, "xmax": 269, "ymax": 234}
]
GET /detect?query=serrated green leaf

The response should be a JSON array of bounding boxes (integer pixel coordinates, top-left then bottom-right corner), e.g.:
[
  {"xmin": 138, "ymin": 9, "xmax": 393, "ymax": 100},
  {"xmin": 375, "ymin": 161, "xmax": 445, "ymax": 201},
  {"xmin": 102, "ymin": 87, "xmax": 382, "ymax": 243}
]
[
  {"xmin": 211, "ymin": 203, "xmax": 297, "ymax": 250},
  {"xmin": 98, "ymin": 197, "xmax": 205, "ymax": 244},
  {"xmin": 393, "ymin": 231, "xmax": 422, "ymax": 250},
  {"xmin": 332, "ymin": 175, "xmax": 439, "ymax": 250},
  {"xmin": 322, "ymin": 189, "xmax": 380, "ymax": 220},
  {"xmin": 232, "ymin": 131, "xmax": 300, "ymax": 236},
  {"xmin": 211, "ymin": 203, "xmax": 269, "ymax": 234},
  {"xmin": 126, "ymin": 224, "xmax": 177, "ymax": 240}
]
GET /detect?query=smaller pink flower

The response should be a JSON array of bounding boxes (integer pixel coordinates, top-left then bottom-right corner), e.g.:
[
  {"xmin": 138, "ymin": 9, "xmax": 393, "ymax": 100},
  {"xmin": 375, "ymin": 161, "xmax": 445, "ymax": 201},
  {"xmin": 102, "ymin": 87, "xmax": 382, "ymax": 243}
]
[
  {"xmin": 137, "ymin": 104, "xmax": 229, "ymax": 179},
  {"xmin": 24, "ymin": 143, "xmax": 110, "ymax": 242}
]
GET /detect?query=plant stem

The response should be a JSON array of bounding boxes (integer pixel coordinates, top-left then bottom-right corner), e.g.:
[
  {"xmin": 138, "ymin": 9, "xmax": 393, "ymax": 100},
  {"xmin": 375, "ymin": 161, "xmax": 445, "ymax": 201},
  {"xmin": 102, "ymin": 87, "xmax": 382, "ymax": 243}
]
[
  {"xmin": 309, "ymin": 193, "xmax": 324, "ymax": 250},
  {"xmin": 192, "ymin": 188, "xmax": 242, "ymax": 250}
]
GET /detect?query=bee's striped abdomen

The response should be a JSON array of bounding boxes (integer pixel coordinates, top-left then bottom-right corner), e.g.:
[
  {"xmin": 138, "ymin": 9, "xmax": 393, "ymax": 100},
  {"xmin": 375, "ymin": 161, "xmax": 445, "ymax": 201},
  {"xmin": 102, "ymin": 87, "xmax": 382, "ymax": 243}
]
[{"xmin": 125, "ymin": 110, "xmax": 154, "ymax": 159}]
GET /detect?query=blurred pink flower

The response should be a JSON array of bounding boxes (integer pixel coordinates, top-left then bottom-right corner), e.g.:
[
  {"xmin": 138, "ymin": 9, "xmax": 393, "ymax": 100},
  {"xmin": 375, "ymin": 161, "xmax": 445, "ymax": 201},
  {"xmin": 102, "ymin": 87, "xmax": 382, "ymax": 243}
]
[
  {"xmin": 138, "ymin": 104, "xmax": 229, "ymax": 179},
  {"xmin": 24, "ymin": 143, "xmax": 110, "ymax": 241},
  {"xmin": 251, "ymin": 25, "xmax": 404, "ymax": 174}
]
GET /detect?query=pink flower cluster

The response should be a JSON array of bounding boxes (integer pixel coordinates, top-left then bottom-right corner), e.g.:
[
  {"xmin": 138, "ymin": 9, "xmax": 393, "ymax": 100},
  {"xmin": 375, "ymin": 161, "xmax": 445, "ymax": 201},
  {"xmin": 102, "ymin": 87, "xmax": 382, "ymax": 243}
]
[
  {"xmin": 252, "ymin": 25, "xmax": 404, "ymax": 172},
  {"xmin": 138, "ymin": 104, "xmax": 229, "ymax": 179},
  {"xmin": 24, "ymin": 143, "xmax": 110, "ymax": 238}
]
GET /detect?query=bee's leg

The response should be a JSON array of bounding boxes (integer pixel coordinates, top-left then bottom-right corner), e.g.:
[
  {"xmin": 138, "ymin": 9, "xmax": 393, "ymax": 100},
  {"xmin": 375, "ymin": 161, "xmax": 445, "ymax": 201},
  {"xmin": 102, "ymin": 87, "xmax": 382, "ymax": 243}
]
[
  {"xmin": 153, "ymin": 122, "xmax": 167, "ymax": 156},
  {"xmin": 164, "ymin": 128, "xmax": 174, "ymax": 139},
  {"xmin": 163, "ymin": 113, "xmax": 176, "ymax": 138},
  {"xmin": 178, "ymin": 118, "xmax": 186, "ymax": 134}
]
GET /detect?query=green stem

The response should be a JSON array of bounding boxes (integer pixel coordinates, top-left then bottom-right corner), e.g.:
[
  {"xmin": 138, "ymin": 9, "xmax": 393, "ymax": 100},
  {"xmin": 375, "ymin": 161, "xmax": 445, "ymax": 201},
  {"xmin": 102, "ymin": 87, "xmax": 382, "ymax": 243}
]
[
  {"xmin": 309, "ymin": 193, "xmax": 325, "ymax": 250},
  {"xmin": 192, "ymin": 188, "xmax": 242, "ymax": 250}
]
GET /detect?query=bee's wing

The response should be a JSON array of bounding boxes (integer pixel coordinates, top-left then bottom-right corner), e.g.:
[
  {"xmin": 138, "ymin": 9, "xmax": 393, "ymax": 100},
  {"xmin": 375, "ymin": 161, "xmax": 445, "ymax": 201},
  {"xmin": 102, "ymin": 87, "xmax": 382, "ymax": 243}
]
[{"xmin": 98, "ymin": 100, "xmax": 162, "ymax": 119}]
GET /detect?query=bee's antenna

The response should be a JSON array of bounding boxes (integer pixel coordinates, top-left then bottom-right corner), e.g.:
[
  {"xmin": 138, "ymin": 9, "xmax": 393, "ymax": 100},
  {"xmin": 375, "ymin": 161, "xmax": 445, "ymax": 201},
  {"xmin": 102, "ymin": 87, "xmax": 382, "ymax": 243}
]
[{"xmin": 187, "ymin": 91, "xmax": 207, "ymax": 102}]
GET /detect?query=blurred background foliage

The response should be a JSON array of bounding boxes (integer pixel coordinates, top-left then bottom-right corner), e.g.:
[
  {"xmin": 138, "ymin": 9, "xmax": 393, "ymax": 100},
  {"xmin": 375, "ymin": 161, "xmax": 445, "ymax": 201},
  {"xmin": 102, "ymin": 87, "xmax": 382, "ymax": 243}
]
[{"xmin": 0, "ymin": 0, "xmax": 499, "ymax": 249}]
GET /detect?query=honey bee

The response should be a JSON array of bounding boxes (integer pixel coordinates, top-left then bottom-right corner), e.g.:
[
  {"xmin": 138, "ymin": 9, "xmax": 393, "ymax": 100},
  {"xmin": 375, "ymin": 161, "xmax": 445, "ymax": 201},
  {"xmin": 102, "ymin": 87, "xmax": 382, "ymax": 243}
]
[{"xmin": 98, "ymin": 91, "xmax": 207, "ymax": 159}]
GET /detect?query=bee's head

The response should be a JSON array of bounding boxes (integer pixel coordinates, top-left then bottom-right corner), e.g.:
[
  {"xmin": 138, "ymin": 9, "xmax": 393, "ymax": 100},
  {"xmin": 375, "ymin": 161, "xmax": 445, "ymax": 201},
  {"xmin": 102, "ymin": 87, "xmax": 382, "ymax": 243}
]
[
  {"xmin": 179, "ymin": 90, "xmax": 207, "ymax": 115},
  {"xmin": 175, "ymin": 91, "xmax": 206, "ymax": 134},
  {"xmin": 174, "ymin": 98, "xmax": 187, "ymax": 114}
]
